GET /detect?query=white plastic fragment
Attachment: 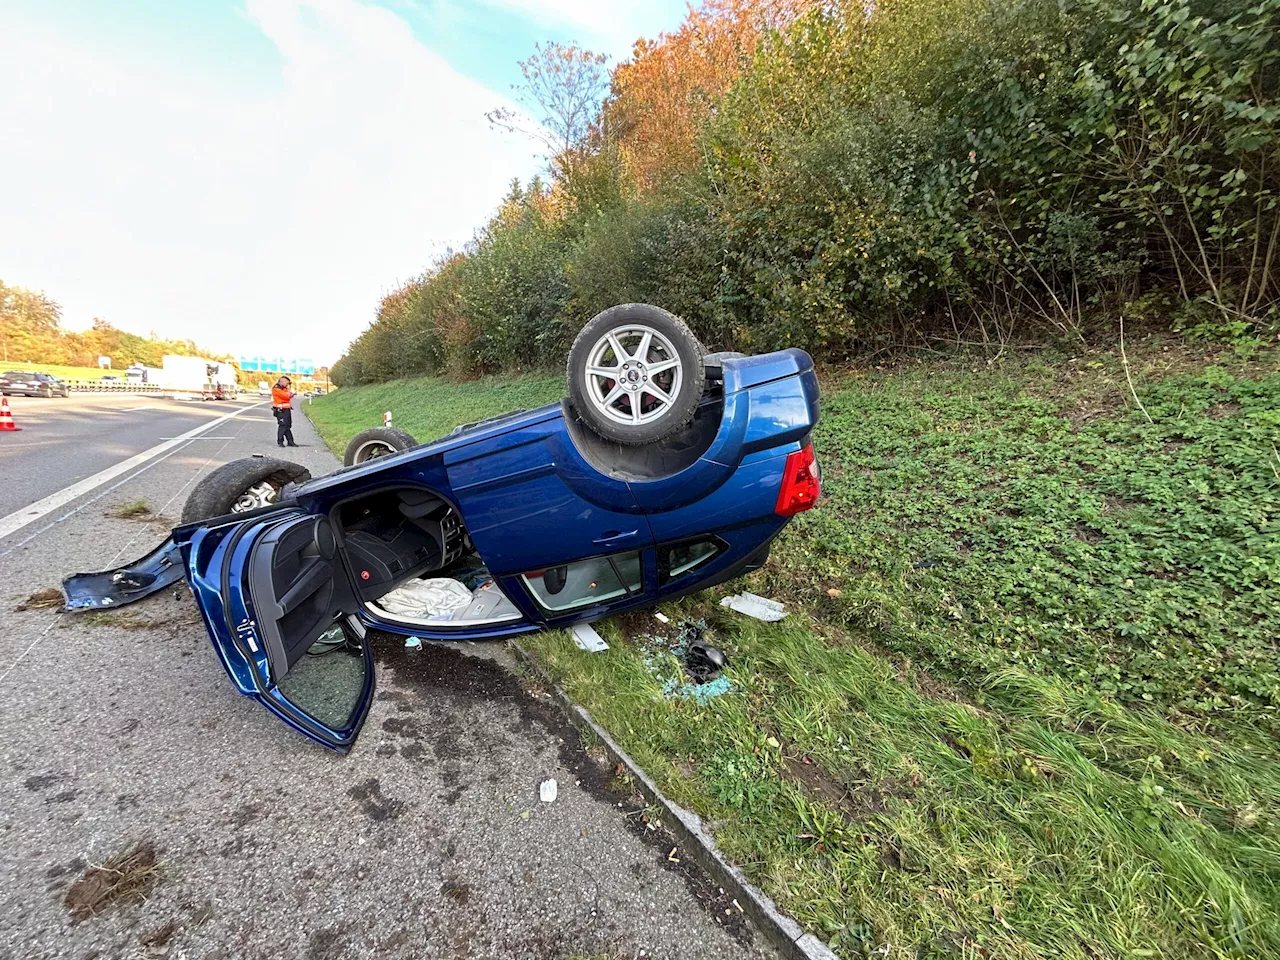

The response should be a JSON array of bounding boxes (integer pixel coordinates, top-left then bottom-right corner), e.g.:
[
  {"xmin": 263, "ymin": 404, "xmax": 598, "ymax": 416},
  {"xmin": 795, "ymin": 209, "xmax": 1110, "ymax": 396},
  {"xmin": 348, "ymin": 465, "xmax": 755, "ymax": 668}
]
[
  {"xmin": 539, "ymin": 778, "xmax": 558, "ymax": 803},
  {"xmin": 572, "ymin": 621, "xmax": 609, "ymax": 652},
  {"xmin": 720, "ymin": 592, "xmax": 787, "ymax": 622},
  {"xmin": 653, "ymin": 611, "xmax": 670, "ymax": 624}
]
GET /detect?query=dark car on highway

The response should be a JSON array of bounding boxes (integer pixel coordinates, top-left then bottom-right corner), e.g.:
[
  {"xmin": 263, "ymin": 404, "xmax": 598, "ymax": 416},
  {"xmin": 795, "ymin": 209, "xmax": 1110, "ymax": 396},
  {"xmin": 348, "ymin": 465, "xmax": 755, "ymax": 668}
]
[
  {"xmin": 63, "ymin": 305, "xmax": 821, "ymax": 752},
  {"xmin": 0, "ymin": 371, "xmax": 70, "ymax": 397}
]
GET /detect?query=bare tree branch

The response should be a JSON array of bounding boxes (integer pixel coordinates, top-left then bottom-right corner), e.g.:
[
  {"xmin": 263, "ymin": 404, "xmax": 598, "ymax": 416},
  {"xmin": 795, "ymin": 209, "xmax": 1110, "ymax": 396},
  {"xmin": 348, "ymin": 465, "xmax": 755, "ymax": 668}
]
[{"xmin": 486, "ymin": 41, "xmax": 608, "ymax": 174}]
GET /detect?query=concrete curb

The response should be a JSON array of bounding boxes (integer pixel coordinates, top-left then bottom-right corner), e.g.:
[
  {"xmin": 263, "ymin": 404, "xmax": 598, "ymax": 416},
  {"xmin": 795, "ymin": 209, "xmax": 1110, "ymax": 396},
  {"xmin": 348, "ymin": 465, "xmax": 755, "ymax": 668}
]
[{"xmin": 509, "ymin": 640, "xmax": 839, "ymax": 960}]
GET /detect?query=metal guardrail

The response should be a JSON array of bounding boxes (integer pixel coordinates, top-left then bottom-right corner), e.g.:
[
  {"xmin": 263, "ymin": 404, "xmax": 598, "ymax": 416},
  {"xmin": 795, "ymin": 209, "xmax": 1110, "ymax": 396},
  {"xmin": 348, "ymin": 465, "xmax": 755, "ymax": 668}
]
[
  {"xmin": 63, "ymin": 379, "xmax": 164, "ymax": 393},
  {"xmin": 61, "ymin": 380, "xmax": 255, "ymax": 396}
]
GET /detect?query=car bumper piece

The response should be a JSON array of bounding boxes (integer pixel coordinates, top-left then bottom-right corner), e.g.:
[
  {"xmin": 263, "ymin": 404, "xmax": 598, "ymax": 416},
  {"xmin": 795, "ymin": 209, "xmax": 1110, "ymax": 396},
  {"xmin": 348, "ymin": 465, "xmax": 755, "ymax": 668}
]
[{"xmin": 62, "ymin": 536, "xmax": 186, "ymax": 611}]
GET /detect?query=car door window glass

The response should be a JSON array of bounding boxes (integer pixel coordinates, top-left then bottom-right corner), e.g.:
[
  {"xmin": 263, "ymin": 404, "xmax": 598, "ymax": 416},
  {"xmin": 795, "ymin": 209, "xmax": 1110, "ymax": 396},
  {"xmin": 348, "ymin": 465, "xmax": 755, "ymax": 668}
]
[
  {"xmin": 660, "ymin": 538, "xmax": 724, "ymax": 584},
  {"xmin": 274, "ymin": 623, "xmax": 367, "ymax": 730},
  {"xmin": 521, "ymin": 550, "xmax": 643, "ymax": 612}
]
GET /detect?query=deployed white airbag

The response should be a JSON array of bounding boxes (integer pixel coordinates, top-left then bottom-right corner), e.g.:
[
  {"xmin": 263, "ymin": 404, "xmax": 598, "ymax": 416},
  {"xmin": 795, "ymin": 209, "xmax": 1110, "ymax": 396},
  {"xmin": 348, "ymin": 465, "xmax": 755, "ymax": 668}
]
[{"xmin": 377, "ymin": 578, "xmax": 473, "ymax": 619}]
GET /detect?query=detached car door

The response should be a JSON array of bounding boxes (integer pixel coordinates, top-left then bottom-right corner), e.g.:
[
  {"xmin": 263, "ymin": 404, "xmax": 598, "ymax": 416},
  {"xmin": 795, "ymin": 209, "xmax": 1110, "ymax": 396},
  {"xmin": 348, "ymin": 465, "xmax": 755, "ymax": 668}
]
[{"xmin": 182, "ymin": 510, "xmax": 373, "ymax": 752}]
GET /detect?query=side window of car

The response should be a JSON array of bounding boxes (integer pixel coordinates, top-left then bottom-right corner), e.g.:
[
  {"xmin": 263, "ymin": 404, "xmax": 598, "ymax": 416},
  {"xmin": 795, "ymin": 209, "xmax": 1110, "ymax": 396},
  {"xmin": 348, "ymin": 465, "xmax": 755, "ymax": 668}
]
[
  {"xmin": 521, "ymin": 551, "xmax": 643, "ymax": 612},
  {"xmin": 658, "ymin": 537, "xmax": 725, "ymax": 584}
]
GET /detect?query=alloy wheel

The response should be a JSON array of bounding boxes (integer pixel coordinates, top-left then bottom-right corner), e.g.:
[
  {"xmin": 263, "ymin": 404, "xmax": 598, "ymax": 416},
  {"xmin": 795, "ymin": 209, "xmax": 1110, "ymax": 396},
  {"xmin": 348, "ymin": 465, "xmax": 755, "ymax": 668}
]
[{"xmin": 583, "ymin": 324, "xmax": 684, "ymax": 427}]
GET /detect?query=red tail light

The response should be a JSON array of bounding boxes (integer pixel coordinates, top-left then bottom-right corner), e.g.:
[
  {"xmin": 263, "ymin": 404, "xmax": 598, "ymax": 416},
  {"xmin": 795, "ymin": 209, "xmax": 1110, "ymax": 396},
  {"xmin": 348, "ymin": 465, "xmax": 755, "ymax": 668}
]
[{"xmin": 775, "ymin": 443, "xmax": 821, "ymax": 516}]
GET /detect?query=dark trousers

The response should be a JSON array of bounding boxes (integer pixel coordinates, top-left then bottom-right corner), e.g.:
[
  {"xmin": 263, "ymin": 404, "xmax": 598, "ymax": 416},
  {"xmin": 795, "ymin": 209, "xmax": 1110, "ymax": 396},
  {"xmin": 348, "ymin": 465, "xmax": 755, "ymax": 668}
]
[{"xmin": 274, "ymin": 406, "xmax": 295, "ymax": 446}]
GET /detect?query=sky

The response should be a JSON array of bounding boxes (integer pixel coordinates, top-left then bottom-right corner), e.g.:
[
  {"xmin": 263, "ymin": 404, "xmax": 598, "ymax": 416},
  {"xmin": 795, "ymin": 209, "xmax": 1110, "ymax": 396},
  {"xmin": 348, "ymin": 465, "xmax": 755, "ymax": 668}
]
[{"xmin": 0, "ymin": 0, "xmax": 688, "ymax": 367}]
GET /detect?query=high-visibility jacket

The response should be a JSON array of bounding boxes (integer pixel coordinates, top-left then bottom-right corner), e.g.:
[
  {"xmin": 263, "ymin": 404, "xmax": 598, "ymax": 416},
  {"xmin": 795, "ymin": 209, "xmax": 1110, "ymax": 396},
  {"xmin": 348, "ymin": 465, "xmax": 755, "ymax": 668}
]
[{"xmin": 271, "ymin": 386, "xmax": 293, "ymax": 408}]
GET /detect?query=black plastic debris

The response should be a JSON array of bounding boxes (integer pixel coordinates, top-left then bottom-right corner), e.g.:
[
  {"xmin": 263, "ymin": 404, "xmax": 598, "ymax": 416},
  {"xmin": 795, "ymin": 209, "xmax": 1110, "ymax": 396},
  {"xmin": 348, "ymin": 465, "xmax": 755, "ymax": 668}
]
[{"xmin": 685, "ymin": 640, "xmax": 728, "ymax": 683}]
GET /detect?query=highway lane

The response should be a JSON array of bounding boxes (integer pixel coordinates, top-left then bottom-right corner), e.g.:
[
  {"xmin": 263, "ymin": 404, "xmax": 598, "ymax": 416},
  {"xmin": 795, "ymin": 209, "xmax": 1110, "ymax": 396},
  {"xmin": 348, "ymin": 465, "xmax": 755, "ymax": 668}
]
[{"xmin": 0, "ymin": 393, "xmax": 272, "ymax": 519}]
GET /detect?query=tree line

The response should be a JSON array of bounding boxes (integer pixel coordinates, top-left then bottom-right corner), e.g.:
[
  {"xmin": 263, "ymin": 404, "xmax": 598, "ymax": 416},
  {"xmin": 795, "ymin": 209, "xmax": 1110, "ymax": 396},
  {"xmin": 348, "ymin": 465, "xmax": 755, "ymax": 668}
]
[
  {"xmin": 332, "ymin": 0, "xmax": 1280, "ymax": 386},
  {"xmin": 0, "ymin": 278, "xmax": 224, "ymax": 370}
]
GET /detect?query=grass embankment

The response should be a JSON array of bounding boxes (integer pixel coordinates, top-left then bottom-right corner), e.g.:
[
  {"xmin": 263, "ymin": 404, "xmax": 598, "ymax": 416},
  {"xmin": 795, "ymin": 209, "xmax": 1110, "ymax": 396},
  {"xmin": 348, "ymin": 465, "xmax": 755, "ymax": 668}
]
[
  {"xmin": 0, "ymin": 361, "xmax": 126, "ymax": 380},
  {"xmin": 305, "ymin": 373, "xmax": 563, "ymax": 453},
  {"xmin": 306, "ymin": 343, "xmax": 1280, "ymax": 960}
]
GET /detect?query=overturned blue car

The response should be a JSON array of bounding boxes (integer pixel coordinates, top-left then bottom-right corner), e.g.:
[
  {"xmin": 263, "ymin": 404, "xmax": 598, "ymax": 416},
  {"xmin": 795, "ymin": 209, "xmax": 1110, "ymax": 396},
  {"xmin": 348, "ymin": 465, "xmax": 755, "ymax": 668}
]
[{"xmin": 64, "ymin": 305, "xmax": 821, "ymax": 751}]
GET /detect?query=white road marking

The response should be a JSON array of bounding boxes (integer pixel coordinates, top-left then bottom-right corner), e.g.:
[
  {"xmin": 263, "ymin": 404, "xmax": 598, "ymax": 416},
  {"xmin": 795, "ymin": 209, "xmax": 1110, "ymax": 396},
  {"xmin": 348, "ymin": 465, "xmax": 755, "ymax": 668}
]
[
  {"xmin": 0, "ymin": 620, "xmax": 58, "ymax": 686},
  {"xmin": 0, "ymin": 401, "xmax": 268, "ymax": 542},
  {"xmin": 104, "ymin": 427, "xmax": 250, "ymax": 567},
  {"xmin": 158, "ymin": 436, "xmax": 236, "ymax": 440}
]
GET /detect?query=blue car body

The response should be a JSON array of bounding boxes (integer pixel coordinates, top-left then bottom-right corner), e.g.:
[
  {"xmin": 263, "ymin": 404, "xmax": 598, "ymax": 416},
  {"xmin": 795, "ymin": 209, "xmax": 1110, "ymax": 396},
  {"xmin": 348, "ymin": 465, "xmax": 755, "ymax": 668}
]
[{"xmin": 64, "ymin": 350, "xmax": 821, "ymax": 751}]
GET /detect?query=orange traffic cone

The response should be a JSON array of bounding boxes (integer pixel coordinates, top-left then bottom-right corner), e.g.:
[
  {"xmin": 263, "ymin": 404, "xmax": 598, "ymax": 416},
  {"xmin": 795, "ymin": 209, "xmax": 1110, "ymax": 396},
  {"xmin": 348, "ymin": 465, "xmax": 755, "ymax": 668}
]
[{"xmin": 0, "ymin": 396, "xmax": 21, "ymax": 431}]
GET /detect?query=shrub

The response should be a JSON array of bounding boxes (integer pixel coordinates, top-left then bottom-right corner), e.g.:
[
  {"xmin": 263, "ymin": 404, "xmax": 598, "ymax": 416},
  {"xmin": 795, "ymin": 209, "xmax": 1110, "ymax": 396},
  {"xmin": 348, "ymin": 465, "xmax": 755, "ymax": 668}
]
[{"xmin": 333, "ymin": 0, "xmax": 1280, "ymax": 383}]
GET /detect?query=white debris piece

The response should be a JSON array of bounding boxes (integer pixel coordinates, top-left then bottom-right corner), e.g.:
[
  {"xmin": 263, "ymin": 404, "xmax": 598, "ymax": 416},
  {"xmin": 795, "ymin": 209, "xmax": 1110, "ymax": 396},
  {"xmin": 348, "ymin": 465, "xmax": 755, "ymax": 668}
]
[
  {"xmin": 404, "ymin": 637, "xmax": 422, "ymax": 650},
  {"xmin": 571, "ymin": 621, "xmax": 609, "ymax": 652},
  {"xmin": 653, "ymin": 611, "xmax": 671, "ymax": 624},
  {"xmin": 539, "ymin": 779, "xmax": 558, "ymax": 803},
  {"xmin": 720, "ymin": 592, "xmax": 787, "ymax": 622}
]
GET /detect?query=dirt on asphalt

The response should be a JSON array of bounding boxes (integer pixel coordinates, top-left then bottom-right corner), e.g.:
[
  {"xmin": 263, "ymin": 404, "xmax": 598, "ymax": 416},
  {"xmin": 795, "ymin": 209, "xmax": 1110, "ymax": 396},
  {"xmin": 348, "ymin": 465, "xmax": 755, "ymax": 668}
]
[
  {"xmin": 63, "ymin": 841, "xmax": 160, "ymax": 923},
  {"xmin": 375, "ymin": 636, "xmax": 756, "ymax": 947}
]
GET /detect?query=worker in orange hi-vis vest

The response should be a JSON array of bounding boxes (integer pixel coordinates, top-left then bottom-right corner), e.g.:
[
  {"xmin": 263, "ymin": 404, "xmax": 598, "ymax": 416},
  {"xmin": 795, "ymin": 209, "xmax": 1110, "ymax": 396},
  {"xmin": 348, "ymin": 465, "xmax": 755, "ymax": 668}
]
[{"xmin": 271, "ymin": 375, "xmax": 298, "ymax": 447}]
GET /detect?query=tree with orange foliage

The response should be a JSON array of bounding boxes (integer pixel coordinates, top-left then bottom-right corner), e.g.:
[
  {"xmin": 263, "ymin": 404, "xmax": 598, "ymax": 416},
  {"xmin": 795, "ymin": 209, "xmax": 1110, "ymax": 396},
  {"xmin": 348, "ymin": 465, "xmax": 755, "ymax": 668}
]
[{"xmin": 607, "ymin": 0, "xmax": 817, "ymax": 192}]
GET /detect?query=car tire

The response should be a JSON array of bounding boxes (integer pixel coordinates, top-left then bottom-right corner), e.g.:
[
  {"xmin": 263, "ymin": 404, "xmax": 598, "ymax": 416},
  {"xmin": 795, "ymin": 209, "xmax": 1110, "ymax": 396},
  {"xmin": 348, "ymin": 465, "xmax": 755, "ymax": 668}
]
[
  {"xmin": 342, "ymin": 427, "xmax": 419, "ymax": 467},
  {"xmin": 566, "ymin": 303, "xmax": 706, "ymax": 446},
  {"xmin": 181, "ymin": 456, "xmax": 312, "ymax": 524}
]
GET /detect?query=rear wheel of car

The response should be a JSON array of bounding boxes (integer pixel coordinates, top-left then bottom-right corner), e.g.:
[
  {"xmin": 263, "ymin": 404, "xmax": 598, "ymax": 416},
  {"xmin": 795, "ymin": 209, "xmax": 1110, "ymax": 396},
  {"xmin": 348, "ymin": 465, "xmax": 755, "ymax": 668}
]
[
  {"xmin": 566, "ymin": 303, "xmax": 706, "ymax": 446},
  {"xmin": 181, "ymin": 456, "xmax": 312, "ymax": 523},
  {"xmin": 342, "ymin": 427, "xmax": 419, "ymax": 467}
]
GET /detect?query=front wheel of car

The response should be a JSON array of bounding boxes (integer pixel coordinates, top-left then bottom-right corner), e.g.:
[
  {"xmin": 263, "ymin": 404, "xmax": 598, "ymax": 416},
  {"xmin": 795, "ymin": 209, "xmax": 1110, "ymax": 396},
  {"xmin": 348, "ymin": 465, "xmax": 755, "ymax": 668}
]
[
  {"xmin": 342, "ymin": 427, "xmax": 419, "ymax": 467},
  {"xmin": 566, "ymin": 303, "xmax": 706, "ymax": 446},
  {"xmin": 181, "ymin": 457, "xmax": 312, "ymax": 524}
]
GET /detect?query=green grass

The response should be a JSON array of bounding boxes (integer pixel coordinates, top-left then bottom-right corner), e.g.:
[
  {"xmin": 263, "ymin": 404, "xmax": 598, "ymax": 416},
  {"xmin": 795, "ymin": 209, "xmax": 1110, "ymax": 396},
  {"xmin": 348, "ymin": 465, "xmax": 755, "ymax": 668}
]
[
  {"xmin": 307, "ymin": 341, "xmax": 1280, "ymax": 959},
  {"xmin": 304, "ymin": 372, "xmax": 563, "ymax": 453},
  {"xmin": 109, "ymin": 499, "xmax": 152, "ymax": 519},
  {"xmin": 0, "ymin": 360, "xmax": 125, "ymax": 380}
]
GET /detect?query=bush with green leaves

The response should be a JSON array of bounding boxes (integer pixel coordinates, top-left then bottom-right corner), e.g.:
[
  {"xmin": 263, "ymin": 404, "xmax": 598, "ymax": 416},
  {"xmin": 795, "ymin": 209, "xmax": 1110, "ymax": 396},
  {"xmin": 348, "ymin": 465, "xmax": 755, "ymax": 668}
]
[
  {"xmin": 697, "ymin": 0, "xmax": 1278, "ymax": 352},
  {"xmin": 333, "ymin": 0, "xmax": 1278, "ymax": 385}
]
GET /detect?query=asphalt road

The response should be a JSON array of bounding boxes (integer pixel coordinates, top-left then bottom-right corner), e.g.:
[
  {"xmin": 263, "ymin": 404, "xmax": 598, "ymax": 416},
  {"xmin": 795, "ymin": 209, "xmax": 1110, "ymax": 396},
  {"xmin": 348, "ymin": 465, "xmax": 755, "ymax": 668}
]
[
  {"xmin": 0, "ymin": 393, "xmax": 271, "ymax": 520},
  {"xmin": 0, "ymin": 399, "xmax": 777, "ymax": 960}
]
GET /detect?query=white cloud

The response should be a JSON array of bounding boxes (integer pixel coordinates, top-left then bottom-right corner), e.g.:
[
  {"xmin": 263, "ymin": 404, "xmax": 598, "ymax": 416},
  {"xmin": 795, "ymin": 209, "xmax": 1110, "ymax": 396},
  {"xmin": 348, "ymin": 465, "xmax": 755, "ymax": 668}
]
[{"xmin": 0, "ymin": 0, "xmax": 539, "ymax": 364}]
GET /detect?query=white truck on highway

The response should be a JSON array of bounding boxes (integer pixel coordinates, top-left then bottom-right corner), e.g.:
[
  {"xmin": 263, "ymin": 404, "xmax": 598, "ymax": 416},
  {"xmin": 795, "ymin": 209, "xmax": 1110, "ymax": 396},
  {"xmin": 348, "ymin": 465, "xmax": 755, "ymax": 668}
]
[
  {"xmin": 158, "ymin": 356, "xmax": 221, "ymax": 400},
  {"xmin": 126, "ymin": 364, "xmax": 161, "ymax": 384}
]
